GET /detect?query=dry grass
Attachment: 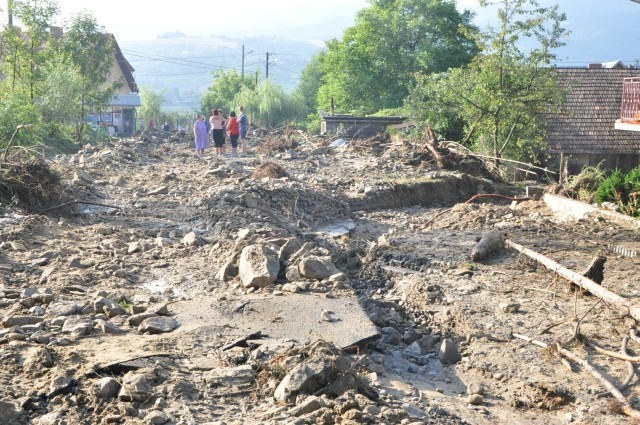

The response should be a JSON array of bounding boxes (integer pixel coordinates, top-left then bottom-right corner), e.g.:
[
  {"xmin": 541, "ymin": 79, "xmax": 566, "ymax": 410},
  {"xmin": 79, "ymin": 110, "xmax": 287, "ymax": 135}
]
[{"xmin": 252, "ymin": 161, "xmax": 289, "ymax": 179}]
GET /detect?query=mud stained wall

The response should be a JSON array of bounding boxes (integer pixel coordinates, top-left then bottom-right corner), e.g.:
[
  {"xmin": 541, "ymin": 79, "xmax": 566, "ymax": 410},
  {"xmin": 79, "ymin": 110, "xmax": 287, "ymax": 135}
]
[{"xmin": 346, "ymin": 175, "xmax": 497, "ymax": 211}]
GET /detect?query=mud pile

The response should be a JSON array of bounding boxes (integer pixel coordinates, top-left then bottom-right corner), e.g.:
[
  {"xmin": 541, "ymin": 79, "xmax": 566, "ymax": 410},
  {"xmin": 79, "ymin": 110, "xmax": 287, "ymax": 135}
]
[{"xmin": 0, "ymin": 131, "xmax": 638, "ymax": 424}]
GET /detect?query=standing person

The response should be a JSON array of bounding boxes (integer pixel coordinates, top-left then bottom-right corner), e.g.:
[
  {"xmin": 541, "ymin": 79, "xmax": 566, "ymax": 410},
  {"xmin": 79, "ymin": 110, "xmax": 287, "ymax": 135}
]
[
  {"xmin": 149, "ymin": 118, "xmax": 155, "ymax": 130},
  {"xmin": 162, "ymin": 121, "xmax": 170, "ymax": 131},
  {"xmin": 209, "ymin": 109, "xmax": 227, "ymax": 156},
  {"xmin": 219, "ymin": 109, "xmax": 228, "ymax": 155},
  {"xmin": 238, "ymin": 106, "xmax": 248, "ymax": 155},
  {"xmin": 193, "ymin": 114, "xmax": 209, "ymax": 158},
  {"xmin": 124, "ymin": 118, "xmax": 131, "ymax": 137},
  {"xmin": 227, "ymin": 111, "xmax": 240, "ymax": 156}
]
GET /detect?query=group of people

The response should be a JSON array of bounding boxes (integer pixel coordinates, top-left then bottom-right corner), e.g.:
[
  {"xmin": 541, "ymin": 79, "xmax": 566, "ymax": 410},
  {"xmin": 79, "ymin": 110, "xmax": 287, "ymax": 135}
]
[{"xmin": 194, "ymin": 106, "xmax": 248, "ymax": 159}]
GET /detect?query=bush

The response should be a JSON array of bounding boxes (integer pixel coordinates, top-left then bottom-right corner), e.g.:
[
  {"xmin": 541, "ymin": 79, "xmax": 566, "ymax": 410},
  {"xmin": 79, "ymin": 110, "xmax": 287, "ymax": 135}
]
[{"xmin": 596, "ymin": 169, "xmax": 625, "ymax": 205}]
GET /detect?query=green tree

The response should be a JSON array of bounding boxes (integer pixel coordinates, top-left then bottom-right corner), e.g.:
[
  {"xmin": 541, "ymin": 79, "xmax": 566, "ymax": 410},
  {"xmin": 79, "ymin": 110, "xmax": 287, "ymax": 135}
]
[
  {"xmin": 58, "ymin": 12, "xmax": 121, "ymax": 141},
  {"xmin": 201, "ymin": 69, "xmax": 254, "ymax": 117},
  {"xmin": 318, "ymin": 0, "xmax": 478, "ymax": 114},
  {"xmin": 407, "ymin": 0, "xmax": 567, "ymax": 165},
  {"xmin": 138, "ymin": 88, "xmax": 164, "ymax": 129},
  {"xmin": 295, "ymin": 51, "xmax": 325, "ymax": 117}
]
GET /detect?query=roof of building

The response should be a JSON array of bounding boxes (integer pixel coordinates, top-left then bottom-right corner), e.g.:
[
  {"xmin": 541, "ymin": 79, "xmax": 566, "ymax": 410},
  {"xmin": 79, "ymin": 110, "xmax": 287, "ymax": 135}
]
[
  {"xmin": 546, "ymin": 67, "xmax": 640, "ymax": 154},
  {"xmin": 110, "ymin": 34, "xmax": 138, "ymax": 93}
]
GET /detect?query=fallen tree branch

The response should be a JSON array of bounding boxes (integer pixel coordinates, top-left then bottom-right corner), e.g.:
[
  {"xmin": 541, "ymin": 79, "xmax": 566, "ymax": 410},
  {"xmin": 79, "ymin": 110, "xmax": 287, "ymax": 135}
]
[
  {"xmin": 583, "ymin": 336, "xmax": 640, "ymax": 363},
  {"xmin": 38, "ymin": 201, "xmax": 123, "ymax": 214},
  {"xmin": 505, "ymin": 240, "xmax": 640, "ymax": 322},
  {"xmin": 512, "ymin": 333, "xmax": 573, "ymax": 371},
  {"xmin": 596, "ymin": 337, "xmax": 635, "ymax": 398},
  {"xmin": 423, "ymin": 194, "xmax": 532, "ymax": 228},
  {"xmin": 555, "ymin": 342, "xmax": 640, "ymax": 419}
]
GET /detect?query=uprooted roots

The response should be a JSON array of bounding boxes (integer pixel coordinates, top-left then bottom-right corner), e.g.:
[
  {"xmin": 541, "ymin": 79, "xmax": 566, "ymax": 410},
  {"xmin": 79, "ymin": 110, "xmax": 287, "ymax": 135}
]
[{"xmin": 0, "ymin": 152, "xmax": 63, "ymax": 212}]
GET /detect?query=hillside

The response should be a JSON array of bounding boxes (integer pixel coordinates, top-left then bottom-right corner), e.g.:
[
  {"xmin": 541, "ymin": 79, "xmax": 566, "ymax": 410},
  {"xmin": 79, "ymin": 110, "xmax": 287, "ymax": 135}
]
[{"xmin": 121, "ymin": 33, "xmax": 322, "ymax": 112}]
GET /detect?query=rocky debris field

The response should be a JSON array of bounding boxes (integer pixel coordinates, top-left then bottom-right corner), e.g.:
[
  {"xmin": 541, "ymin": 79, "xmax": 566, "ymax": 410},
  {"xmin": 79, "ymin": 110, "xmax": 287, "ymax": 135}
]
[{"xmin": 1, "ymin": 130, "xmax": 640, "ymax": 425}]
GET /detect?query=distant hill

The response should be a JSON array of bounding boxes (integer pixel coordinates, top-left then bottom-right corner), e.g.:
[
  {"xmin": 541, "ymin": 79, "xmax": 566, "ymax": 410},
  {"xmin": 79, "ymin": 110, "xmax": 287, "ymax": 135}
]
[{"xmin": 121, "ymin": 35, "xmax": 322, "ymax": 112}]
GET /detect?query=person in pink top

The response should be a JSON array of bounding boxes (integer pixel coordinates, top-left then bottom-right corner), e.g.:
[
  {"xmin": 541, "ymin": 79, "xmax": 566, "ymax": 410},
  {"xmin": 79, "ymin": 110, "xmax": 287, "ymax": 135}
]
[
  {"xmin": 209, "ymin": 109, "xmax": 227, "ymax": 156},
  {"xmin": 227, "ymin": 111, "xmax": 240, "ymax": 156}
]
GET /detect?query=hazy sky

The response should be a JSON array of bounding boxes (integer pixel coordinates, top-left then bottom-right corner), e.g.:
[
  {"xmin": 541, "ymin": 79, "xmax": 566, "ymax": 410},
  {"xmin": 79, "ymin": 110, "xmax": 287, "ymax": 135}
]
[{"xmin": 42, "ymin": 0, "xmax": 372, "ymax": 41}]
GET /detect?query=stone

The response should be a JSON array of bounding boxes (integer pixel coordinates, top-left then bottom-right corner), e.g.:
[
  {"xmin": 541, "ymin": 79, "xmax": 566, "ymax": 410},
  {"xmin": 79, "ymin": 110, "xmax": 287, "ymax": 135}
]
[
  {"xmin": 144, "ymin": 410, "xmax": 170, "ymax": 425},
  {"xmin": 404, "ymin": 335, "xmax": 436, "ymax": 357},
  {"xmin": 128, "ymin": 313, "xmax": 158, "ymax": 327},
  {"xmin": 23, "ymin": 347, "xmax": 54, "ymax": 372},
  {"xmin": 289, "ymin": 396, "xmax": 325, "ymax": 417},
  {"xmin": 1, "ymin": 315, "xmax": 44, "ymax": 328},
  {"xmin": 138, "ymin": 316, "xmax": 178, "ymax": 334},
  {"xmin": 119, "ymin": 368, "xmax": 158, "ymax": 402},
  {"xmin": 380, "ymin": 327, "xmax": 402, "ymax": 346},
  {"xmin": 46, "ymin": 301, "xmax": 82, "ymax": 318},
  {"xmin": 282, "ymin": 283, "xmax": 300, "ymax": 293},
  {"xmin": 204, "ymin": 365, "xmax": 256, "ymax": 386},
  {"xmin": 238, "ymin": 244, "xmax": 280, "ymax": 288},
  {"xmin": 148, "ymin": 186, "xmax": 169, "ymax": 196},
  {"xmin": 94, "ymin": 319, "xmax": 126, "ymax": 335},
  {"xmin": 279, "ymin": 237, "xmax": 303, "ymax": 261},
  {"xmin": 467, "ymin": 382, "xmax": 486, "ymax": 395},
  {"xmin": 467, "ymin": 394, "xmax": 484, "ymax": 405},
  {"xmin": 182, "ymin": 232, "xmax": 202, "ymax": 247},
  {"xmin": 72, "ymin": 170, "xmax": 94, "ymax": 186},
  {"xmin": 61, "ymin": 317, "xmax": 93, "ymax": 336},
  {"xmin": 499, "ymin": 303, "xmax": 520, "ymax": 313},
  {"xmin": 0, "ymin": 400, "xmax": 25, "ymax": 424},
  {"xmin": 298, "ymin": 256, "xmax": 339, "ymax": 280},
  {"xmin": 128, "ymin": 242, "xmax": 143, "ymax": 254},
  {"xmin": 438, "ymin": 339, "xmax": 462, "ymax": 365},
  {"xmin": 96, "ymin": 377, "xmax": 120, "ymax": 399},
  {"xmin": 215, "ymin": 261, "xmax": 238, "ymax": 282},
  {"xmin": 274, "ymin": 355, "xmax": 351, "ymax": 402}
]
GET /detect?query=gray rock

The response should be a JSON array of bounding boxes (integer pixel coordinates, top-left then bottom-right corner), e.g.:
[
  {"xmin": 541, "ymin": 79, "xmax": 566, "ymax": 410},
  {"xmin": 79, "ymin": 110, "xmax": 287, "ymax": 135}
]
[
  {"xmin": 23, "ymin": 347, "xmax": 54, "ymax": 372},
  {"xmin": 148, "ymin": 186, "xmax": 169, "ymax": 196},
  {"xmin": 279, "ymin": 237, "xmax": 303, "ymax": 261},
  {"xmin": 238, "ymin": 244, "xmax": 280, "ymax": 288},
  {"xmin": 0, "ymin": 400, "xmax": 25, "ymax": 424},
  {"xmin": 46, "ymin": 301, "xmax": 82, "ymax": 318},
  {"xmin": 128, "ymin": 313, "xmax": 158, "ymax": 327},
  {"xmin": 289, "ymin": 396, "xmax": 325, "ymax": 417},
  {"xmin": 204, "ymin": 365, "xmax": 255, "ymax": 386},
  {"xmin": 143, "ymin": 410, "xmax": 170, "ymax": 425},
  {"xmin": 1, "ymin": 315, "xmax": 44, "ymax": 328},
  {"xmin": 72, "ymin": 170, "xmax": 94, "ymax": 186},
  {"xmin": 181, "ymin": 232, "xmax": 201, "ymax": 247},
  {"xmin": 467, "ymin": 382, "xmax": 486, "ymax": 395},
  {"xmin": 404, "ymin": 335, "xmax": 436, "ymax": 357},
  {"xmin": 61, "ymin": 317, "xmax": 93, "ymax": 336},
  {"xmin": 298, "ymin": 256, "xmax": 339, "ymax": 280},
  {"xmin": 215, "ymin": 261, "xmax": 238, "ymax": 282},
  {"xmin": 499, "ymin": 302, "xmax": 520, "ymax": 313},
  {"xmin": 138, "ymin": 316, "xmax": 178, "ymax": 334},
  {"xmin": 468, "ymin": 394, "xmax": 484, "ymax": 405},
  {"xmin": 94, "ymin": 319, "xmax": 126, "ymax": 335},
  {"xmin": 119, "ymin": 368, "xmax": 158, "ymax": 402},
  {"xmin": 128, "ymin": 241, "xmax": 143, "ymax": 254},
  {"xmin": 380, "ymin": 327, "xmax": 402, "ymax": 346},
  {"xmin": 437, "ymin": 339, "xmax": 462, "ymax": 365},
  {"xmin": 274, "ymin": 355, "xmax": 351, "ymax": 402},
  {"xmin": 96, "ymin": 377, "xmax": 120, "ymax": 399}
]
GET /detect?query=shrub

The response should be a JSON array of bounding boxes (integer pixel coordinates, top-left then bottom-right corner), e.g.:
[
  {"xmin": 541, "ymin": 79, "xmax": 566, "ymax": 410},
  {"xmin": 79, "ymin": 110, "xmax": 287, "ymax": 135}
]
[{"xmin": 595, "ymin": 169, "xmax": 625, "ymax": 205}]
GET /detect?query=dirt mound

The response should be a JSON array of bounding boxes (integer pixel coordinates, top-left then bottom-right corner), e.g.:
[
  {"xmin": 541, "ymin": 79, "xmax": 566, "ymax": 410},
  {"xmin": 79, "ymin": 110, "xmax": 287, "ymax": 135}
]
[{"xmin": 0, "ymin": 152, "xmax": 63, "ymax": 212}]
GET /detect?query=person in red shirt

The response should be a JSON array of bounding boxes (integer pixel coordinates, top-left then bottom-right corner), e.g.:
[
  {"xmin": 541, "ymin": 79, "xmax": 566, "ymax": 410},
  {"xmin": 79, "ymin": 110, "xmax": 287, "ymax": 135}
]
[{"xmin": 227, "ymin": 111, "xmax": 240, "ymax": 157}]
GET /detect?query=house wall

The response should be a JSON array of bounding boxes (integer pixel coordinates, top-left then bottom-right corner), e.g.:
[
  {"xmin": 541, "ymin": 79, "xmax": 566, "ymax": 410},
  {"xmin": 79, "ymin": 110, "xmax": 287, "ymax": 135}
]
[{"xmin": 565, "ymin": 153, "xmax": 640, "ymax": 175}]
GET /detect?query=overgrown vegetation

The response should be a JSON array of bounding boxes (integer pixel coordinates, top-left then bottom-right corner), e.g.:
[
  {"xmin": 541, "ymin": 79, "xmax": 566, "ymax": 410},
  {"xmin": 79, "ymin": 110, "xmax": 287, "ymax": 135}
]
[{"xmin": 595, "ymin": 168, "xmax": 640, "ymax": 217}]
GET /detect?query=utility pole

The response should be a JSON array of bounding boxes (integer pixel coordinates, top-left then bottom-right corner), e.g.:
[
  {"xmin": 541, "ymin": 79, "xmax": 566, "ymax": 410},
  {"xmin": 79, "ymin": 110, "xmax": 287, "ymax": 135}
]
[
  {"xmin": 8, "ymin": 0, "xmax": 13, "ymax": 25},
  {"xmin": 241, "ymin": 45, "xmax": 253, "ymax": 85},
  {"xmin": 265, "ymin": 52, "xmax": 270, "ymax": 80}
]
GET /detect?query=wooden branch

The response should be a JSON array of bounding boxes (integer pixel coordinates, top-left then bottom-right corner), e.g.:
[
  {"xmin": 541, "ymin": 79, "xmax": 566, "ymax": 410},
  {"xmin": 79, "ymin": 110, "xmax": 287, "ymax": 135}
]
[
  {"xmin": 630, "ymin": 328, "xmax": 640, "ymax": 346},
  {"xmin": 505, "ymin": 240, "xmax": 640, "ymax": 322},
  {"xmin": 555, "ymin": 342, "xmax": 640, "ymax": 419},
  {"xmin": 583, "ymin": 337, "xmax": 640, "ymax": 363},
  {"xmin": 512, "ymin": 333, "xmax": 573, "ymax": 371},
  {"xmin": 423, "ymin": 194, "xmax": 532, "ymax": 228}
]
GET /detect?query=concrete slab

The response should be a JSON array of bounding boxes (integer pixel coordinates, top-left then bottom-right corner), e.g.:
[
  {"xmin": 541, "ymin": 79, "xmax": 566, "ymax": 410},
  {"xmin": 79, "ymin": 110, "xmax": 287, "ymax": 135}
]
[
  {"xmin": 173, "ymin": 289, "xmax": 380, "ymax": 349},
  {"xmin": 543, "ymin": 193, "xmax": 640, "ymax": 226}
]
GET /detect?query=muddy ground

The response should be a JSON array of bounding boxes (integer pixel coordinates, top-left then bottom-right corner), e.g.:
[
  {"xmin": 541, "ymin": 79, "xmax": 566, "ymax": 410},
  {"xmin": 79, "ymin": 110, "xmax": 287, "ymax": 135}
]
[{"xmin": 1, "ymin": 131, "xmax": 640, "ymax": 425}]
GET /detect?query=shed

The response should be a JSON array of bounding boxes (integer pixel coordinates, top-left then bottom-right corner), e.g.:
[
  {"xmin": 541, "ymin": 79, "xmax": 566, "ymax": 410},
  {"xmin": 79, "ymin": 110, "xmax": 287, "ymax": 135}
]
[
  {"xmin": 319, "ymin": 112, "xmax": 405, "ymax": 138},
  {"xmin": 545, "ymin": 67, "xmax": 640, "ymax": 175}
]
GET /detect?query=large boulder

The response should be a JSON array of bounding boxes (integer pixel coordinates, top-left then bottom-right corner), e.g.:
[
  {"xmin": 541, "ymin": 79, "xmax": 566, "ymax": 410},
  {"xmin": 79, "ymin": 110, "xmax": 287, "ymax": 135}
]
[
  {"xmin": 298, "ymin": 256, "xmax": 339, "ymax": 280},
  {"xmin": 238, "ymin": 244, "xmax": 280, "ymax": 288}
]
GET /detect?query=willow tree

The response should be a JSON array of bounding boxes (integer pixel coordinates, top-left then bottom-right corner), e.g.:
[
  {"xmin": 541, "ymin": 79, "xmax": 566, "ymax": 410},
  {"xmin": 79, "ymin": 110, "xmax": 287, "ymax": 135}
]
[
  {"xmin": 407, "ymin": 0, "xmax": 567, "ymax": 164},
  {"xmin": 234, "ymin": 80, "xmax": 304, "ymax": 129}
]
